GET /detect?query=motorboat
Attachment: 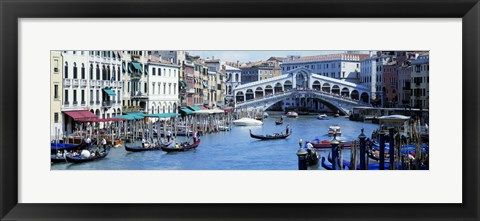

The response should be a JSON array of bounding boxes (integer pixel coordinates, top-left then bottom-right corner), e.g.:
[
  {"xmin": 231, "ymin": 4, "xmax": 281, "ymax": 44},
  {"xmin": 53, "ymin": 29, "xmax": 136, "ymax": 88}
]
[
  {"xmin": 328, "ymin": 125, "xmax": 342, "ymax": 136},
  {"xmin": 317, "ymin": 114, "xmax": 328, "ymax": 120},
  {"xmin": 232, "ymin": 118, "xmax": 263, "ymax": 126},
  {"xmin": 286, "ymin": 111, "xmax": 298, "ymax": 118}
]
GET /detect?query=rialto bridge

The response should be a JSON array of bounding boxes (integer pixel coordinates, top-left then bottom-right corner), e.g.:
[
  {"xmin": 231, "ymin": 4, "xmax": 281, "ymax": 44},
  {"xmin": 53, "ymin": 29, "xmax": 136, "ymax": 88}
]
[{"xmin": 233, "ymin": 68, "xmax": 372, "ymax": 114}]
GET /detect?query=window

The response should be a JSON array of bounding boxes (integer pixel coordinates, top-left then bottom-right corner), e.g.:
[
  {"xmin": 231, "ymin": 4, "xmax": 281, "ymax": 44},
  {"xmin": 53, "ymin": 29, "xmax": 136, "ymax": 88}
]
[
  {"xmin": 81, "ymin": 63, "xmax": 85, "ymax": 79},
  {"xmin": 96, "ymin": 90, "xmax": 99, "ymax": 103},
  {"xmin": 81, "ymin": 90, "xmax": 85, "ymax": 104},
  {"xmin": 174, "ymin": 70, "xmax": 176, "ymax": 77},
  {"xmin": 152, "ymin": 83, "xmax": 155, "ymax": 94},
  {"xmin": 169, "ymin": 84, "xmax": 171, "ymax": 94},
  {"xmin": 54, "ymin": 85, "xmax": 59, "ymax": 99},
  {"xmin": 73, "ymin": 90, "xmax": 77, "ymax": 104},
  {"xmin": 90, "ymin": 90, "xmax": 94, "ymax": 103},
  {"xmin": 152, "ymin": 68, "xmax": 156, "ymax": 76},
  {"xmin": 64, "ymin": 90, "xmax": 69, "ymax": 104},
  {"xmin": 169, "ymin": 69, "xmax": 171, "ymax": 77},
  {"xmin": 174, "ymin": 83, "xmax": 176, "ymax": 94},
  {"xmin": 90, "ymin": 64, "xmax": 93, "ymax": 79},
  {"xmin": 53, "ymin": 59, "xmax": 59, "ymax": 73},
  {"xmin": 54, "ymin": 113, "xmax": 59, "ymax": 123},
  {"xmin": 117, "ymin": 67, "xmax": 120, "ymax": 81},
  {"xmin": 96, "ymin": 65, "xmax": 100, "ymax": 80},
  {"xmin": 144, "ymin": 83, "xmax": 147, "ymax": 93},
  {"xmin": 64, "ymin": 62, "xmax": 68, "ymax": 78},
  {"xmin": 73, "ymin": 63, "xmax": 77, "ymax": 79},
  {"xmin": 163, "ymin": 83, "xmax": 166, "ymax": 94}
]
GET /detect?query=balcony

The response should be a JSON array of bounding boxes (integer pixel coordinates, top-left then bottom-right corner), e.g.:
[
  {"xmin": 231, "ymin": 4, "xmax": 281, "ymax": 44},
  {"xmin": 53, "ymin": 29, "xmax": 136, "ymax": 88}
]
[
  {"xmin": 80, "ymin": 79, "xmax": 87, "ymax": 88},
  {"xmin": 96, "ymin": 100, "xmax": 100, "ymax": 105},
  {"xmin": 90, "ymin": 100, "xmax": 94, "ymax": 105},
  {"xmin": 72, "ymin": 79, "xmax": 79, "ymax": 87},
  {"xmin": 187, "ymin": 88, "xmax": 195, "ymax": 94},
  {"xmin": 63, "ymin": 79, "xmax": 71, "ymax": 87},
  {"xmin": 96, "ymin": 80, "xmax": 102, "ymax": 87},
  {"xmin": 81, "ymin": 101, "xmax": 86, "ymax": 106},
  {"xmin": 90, "ymin": 80, "xmax": 96, "ymax": 88},
  {"xmin": 73, "ymin": 101, "xmax": 78, "ymax": 106},
  {"xmin": 131, "ymin": 91, "xmax": 148, "ymax": 99},
  {"xmin": 103, "ymin": 81, "xmax": 110, "ymax": 87}
]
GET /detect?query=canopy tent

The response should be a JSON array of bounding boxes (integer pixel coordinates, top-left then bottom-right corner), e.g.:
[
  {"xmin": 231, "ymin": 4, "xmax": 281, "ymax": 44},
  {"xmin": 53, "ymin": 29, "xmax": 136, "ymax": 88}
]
[
  {"xmin": 188, "ymin": 106, "xmax": 202, "ymax": 111},
  {"xmin": 116, "ymin": 112, "xmax": 146, "ymax": 120},
  {"xmin": 192, "ymin": 109, "xmax": 225, "ymax": 115},
  {"xmin": 103, "ymin": 88, "xmax": 116, "ymax": 96},
  {"xmin": 146, "ymin": 113, "xmax": 180, "ymax": 118},
  {"xmin": 76, "ymin": 117, "xmax": 125, "ymax": 123},
  {"xmin": 180, "ymin": 108, "xmax": 194, "ymax": 115},
  {"xmin": 63, "ymin": 110, "xmax": 98, "ymax": 120}
]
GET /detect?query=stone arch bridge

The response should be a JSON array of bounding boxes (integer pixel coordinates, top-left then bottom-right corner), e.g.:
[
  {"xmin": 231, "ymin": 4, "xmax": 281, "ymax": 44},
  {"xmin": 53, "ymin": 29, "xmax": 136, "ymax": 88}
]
[{"xmin": 233, "ymin": 68, "xmax": 371, "ymax": 114}]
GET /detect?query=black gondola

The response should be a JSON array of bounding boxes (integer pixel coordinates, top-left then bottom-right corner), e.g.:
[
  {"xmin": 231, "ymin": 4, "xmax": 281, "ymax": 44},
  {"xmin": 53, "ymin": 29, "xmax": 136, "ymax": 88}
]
[
  {"xmin": 275, "ymin": 119, "xmax": 283, "ymax": 125},
  {"xmin": 51, "ymin": 155, "xmax": 67, "ymax": 163},
  {"xmin": 125, "ymin": 140, "xmax": 173, "ymax": 152},
  {"xmin": 321, "ymin": 157, "xmax": 333, "ymax": 170},
  {"xmin": 161, "ymin": 139, "xmax": 201, "ymax": 152},
  {"xmin": 249, "ymin": 129, "xmax": 291, "ymax": 140},
  {"xmin": 65, "ymin": 147, "xmax": 110, "ymax": 163}
]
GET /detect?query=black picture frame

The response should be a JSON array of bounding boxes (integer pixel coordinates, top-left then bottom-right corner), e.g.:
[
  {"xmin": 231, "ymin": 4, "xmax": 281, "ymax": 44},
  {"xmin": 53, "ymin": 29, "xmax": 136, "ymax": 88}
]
[{"xmin": 1, "ymin": 0, "xmax": 478, "ymax": 220}]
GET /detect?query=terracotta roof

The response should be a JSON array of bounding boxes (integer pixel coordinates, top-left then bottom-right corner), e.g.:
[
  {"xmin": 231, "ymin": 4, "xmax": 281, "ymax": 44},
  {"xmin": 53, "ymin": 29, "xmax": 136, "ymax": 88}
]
[{"xmin": 283, "ymin": 53, "xmax": 369, "ymax": 63}]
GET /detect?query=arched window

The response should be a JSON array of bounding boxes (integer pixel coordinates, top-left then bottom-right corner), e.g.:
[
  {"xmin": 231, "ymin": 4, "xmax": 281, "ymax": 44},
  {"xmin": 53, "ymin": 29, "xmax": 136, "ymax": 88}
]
[
  {"xmin": 73, "ymin": 62, "xmax": 77, "ymax": 79},
  {"xmin": 112, "ymin": 67, "xmax": 116, "ymax": 81},
  {"xmin": 81, "ymin": 63, "xmax": 85, "ymax": 79},
  {"xmin": 96, "ymin": 65, "xmax": 100, "ymax": 80},
  {"xmin": 89, "ymin": 64, "xmax": 93, "ymax": 79},
  {"xmin": 64, "ymin": 62, "xmax": 68, "ymax": 78},
  {"xmin": 102, "ymin": 65, "xmax": 107, "ymax": 80},
  {"xmin": 107, "ymin": 66, "xmax": 111, "ymax": 81}
]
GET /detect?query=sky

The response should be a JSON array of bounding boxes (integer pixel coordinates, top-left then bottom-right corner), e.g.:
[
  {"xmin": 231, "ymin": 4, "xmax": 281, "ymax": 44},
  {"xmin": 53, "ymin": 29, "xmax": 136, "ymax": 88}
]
[{"xmin": 187, "ymin": 51, "xmax": 371, "ymax": 63}]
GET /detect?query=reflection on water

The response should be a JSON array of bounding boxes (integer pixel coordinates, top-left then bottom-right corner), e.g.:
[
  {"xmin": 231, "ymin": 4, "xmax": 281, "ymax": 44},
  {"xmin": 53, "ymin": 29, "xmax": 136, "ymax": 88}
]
[{"xmin": 52, "ymin": 112, "xmax": 378, "ymax": 170}]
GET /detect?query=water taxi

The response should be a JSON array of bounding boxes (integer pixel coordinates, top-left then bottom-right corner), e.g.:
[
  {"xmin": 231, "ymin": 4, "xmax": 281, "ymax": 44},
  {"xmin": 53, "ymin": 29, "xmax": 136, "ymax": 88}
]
[
  {"xmin": 233, "ymin": 118, "xmax": 264, "ymax": 126},
  {"xmin": 328, "ymin": 125, "xmax": 341, "ymax": 136}
]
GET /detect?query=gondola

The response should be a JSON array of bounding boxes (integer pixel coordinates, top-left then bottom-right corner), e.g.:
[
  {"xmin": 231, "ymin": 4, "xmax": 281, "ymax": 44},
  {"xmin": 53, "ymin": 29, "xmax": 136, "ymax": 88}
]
[
  {"xmin": 51, "ymin": 155, "xmax": 67, "ymax": 163},
  {"xmin": 125, "ymin": 140, "xmax": 173, "ymax": 152},
  {"xmin": 51, "ymin": 142, "xmax": 84, "ymax": 152},
  {"xmin": 249, "ymin": 129, "xmax": 291, "ymax": 140},
  {"xmin": 275, "ymin": 119, "xmax": 283, "ymax": 125},
  {"xmin": 321, "ymin": 157, "xmax": 333, "ymax": 170},
  {"xmin": 65, "ymin": 147, "xmax": 111, "ymax": 163},
  {"xmin": 161, "ymin": 139, "xmax": 201, "ymax": 152},
  {"xmin": 311, "ymin": 140, "xmax": 351, "ymax": 149}
]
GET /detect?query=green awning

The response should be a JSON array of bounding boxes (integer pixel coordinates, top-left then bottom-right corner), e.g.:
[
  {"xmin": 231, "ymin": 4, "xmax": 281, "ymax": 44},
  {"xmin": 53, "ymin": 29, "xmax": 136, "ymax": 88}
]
[
  {"xmin": 146, "ymin": 113, "xmax": 180, "ymax": 118},
  {"xmin": 180, "ymin": 108, "xmax": 193, "ymax": 114},
  {"xmin": 188, "ymin": 106, "xmax": 202, "ymax": 111},
  {"xmin": 103, "ymin": 88, "xmax": 116, "ymax": 96},
  {"xmin": 116, "ymin": 115, "xmax": 136, "ymax": 120},
  {"xmin": 131, "ymin": 62, "xmax": 143, "ymax": 74},
  {"xmin": 180, "ymin": 81, "xmax": 187, "ymax": 87},
  {"xmin": 124, "ymin": 112, "xmax": 145, "ymax": 120}
]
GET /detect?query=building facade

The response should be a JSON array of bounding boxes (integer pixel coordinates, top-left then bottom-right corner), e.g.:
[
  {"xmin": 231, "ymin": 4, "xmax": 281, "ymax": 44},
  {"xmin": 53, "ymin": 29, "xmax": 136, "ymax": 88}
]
[
  {"xmin": 146, "ymin": 61, "xmax": 180, "ymax": 114},
  {"xmin": 382, "ymin": 61, "xmax": 398, "ymax": 107},
  {"xmin": 410, "ymin": 53, "xmax": 429, "ymax": 109},
  {"xmin": 280, "ymin": 53, "xmax": 368, "ymax": 83},
  {"xmin": 51, "ymin": 51, "xmax": 63, "ymax": 139}
]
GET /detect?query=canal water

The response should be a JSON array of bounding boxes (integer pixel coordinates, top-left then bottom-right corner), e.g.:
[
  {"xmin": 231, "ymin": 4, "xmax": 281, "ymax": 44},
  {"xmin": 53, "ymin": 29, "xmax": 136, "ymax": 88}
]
[{"xmin": 51, "ymin": 112, "xmax": 379, "ymax": 170}]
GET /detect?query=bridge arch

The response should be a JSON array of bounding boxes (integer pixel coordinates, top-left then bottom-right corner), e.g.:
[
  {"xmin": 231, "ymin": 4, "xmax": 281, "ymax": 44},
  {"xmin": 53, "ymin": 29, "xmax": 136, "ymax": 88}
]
[
  {"xmin": 361, "ymin": 92, "xmax": 369, "ymax": 103},
  {"xmin": 312, "ymin": 80, "xmax": 321, "ymax": 90},
  {"xmin": 236, "ymin": 91, "xmax": 244, "ymax": 102},
  {"xmin": 341, "ymin": 87, "xmax": 350, "ymax": 97},
  {"xmin": 284, "ymin": 80, "xmax": 293, "ymax": 91},
  {"xmin": 295, "ymin": 70, "xmax": 309, "ymax": 89},
  {"xmin": 274, "ymin": 82, "xmax": 283, "ymax": 93},
  {"xmin": 265, "ymin": 85, "xmax": 273, "ymax": 96},
  {"xmin": 246, "ymin": 89, "xmax": 254, "ymax": 101},
  {"xmin": 332, "ymin": 85, "xmax": 340, "ymax": 95},
  {"xmin": 322, "ymin": 83, "xmax": 330, "ymax": 93},
  {"xmin": 255, "ymin": 87, "xmax": 264, "ymax": 99},
  {"xmin": 350, "ymin": 90, "xmax": 359, "ymax": 100}
]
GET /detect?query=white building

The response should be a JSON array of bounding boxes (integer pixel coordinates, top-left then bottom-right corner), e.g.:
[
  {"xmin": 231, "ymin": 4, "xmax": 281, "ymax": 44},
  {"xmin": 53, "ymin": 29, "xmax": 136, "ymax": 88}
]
[
  {"xmin": 146, "ymin": 60, "xmax": 180, "ymax": 114},
  {"xmin": 51, "ymin": 51, "xmax": 63, "ymax": 139},
  {"xmin": 410, "ymin": 53, "xmax": 429, "ymax": 109},
  {"xmin": 224, "ymin": 64, "xmax": 241, "ymax": 105},
  {"xmin": 61, "ymin": 51, "xmax": 123, "ymax": 134},
  {"xmin": 281, "ymin": 53, "xmax": 369, "ymax": 83}
]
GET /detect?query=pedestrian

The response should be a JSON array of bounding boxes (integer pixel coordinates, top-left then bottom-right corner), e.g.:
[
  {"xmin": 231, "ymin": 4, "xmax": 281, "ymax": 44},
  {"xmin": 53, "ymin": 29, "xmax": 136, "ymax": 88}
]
[{"xmin": 101, "ymin": 137, "xmax": 107, "ymax": 152}]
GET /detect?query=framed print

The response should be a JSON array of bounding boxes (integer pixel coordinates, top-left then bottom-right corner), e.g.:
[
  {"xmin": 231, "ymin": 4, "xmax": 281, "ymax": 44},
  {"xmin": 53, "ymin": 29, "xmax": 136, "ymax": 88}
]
[{"xmin": 1, "ymin": 0, "xmax": 479, "ymax": 220}]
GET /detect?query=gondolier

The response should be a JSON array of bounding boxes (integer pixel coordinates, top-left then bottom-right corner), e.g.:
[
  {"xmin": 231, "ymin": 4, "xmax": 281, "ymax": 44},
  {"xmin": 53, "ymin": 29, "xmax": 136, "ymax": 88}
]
[
  {"xmin": 286, "ymin": 124, "xmax": 291, "ymax": 134},
  {"xmin": 101, "ymin": 137, "xmax": 107, "ymax": 152}
]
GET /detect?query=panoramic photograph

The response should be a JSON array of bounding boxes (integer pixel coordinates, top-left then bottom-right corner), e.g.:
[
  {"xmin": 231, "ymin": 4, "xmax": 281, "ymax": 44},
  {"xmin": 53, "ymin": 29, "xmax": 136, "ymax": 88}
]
[{"xmin": 50, "ymin": 50, "xmax": 429, "ymax": 170}]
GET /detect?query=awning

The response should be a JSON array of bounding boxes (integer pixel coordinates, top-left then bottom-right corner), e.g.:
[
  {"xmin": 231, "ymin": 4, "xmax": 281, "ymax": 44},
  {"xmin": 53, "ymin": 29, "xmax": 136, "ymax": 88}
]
[
  {"xmin": 146, "ymin": 113, "xmax": 180, "ymax": 118},
  {"xmin": 103, "ymin": 88, "xmax": 116, "ymax": 96},
  {"xmin": 63, "ymin": 110, "xmax": 98, "ymax": 120},
  {"xmin": 180, "ymin": 108, "xmax": 193, "ymax": 114},
  {"xmin": 198, "ymin": 105, "xmax": 208, "ymax": 110},
  {"xmin": 76, "ymin": 118, "xmax": 125, "ymax": 123},
  {"xmin": 180, "ymin": 81, "xmax": 187, "ymax": 87},
  {"xmin": 188, "ymin": 106, "xmax": 202, "ymax": 111},
  {"xmin": 132, "ymin": 62, "xmax": 143, "ymax": 74},
  {"xmin": 193, "ymin": 109, "xmax": 225, "ymax": 115}
]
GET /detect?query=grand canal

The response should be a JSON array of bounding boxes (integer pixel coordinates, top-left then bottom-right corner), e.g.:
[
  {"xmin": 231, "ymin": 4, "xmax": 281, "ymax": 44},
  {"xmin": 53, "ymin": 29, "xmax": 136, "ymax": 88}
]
[{"xmin": 51, "ymin": 112, "xmax": 379, "ymax": 170}]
